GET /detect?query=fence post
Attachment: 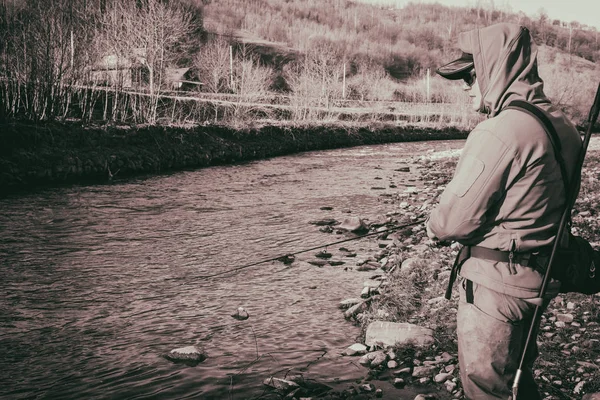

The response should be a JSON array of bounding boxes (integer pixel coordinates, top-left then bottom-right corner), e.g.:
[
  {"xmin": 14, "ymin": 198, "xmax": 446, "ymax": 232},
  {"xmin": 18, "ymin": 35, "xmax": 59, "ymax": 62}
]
[
  {"xmin": 229, "ymin": 45, "xmax": 234, "ymax": 92},
  {"xmin": 342, "ymin": 63, "xmax": 346, "ymax": 99},
  {"xmin": 426, "ymin": 68, "xmax": 431, "ymax": 103}
]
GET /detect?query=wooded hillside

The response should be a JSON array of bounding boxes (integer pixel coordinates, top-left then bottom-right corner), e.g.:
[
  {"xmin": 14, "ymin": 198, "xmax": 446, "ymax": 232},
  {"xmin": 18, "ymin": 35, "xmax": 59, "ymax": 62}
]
[{"xmin": 0, "ymin": 0, "xmax": 598, "ymax": 126}]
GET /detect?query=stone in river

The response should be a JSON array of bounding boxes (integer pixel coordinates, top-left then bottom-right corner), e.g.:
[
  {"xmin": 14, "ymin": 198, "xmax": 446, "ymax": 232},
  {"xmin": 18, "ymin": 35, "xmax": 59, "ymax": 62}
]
[
  {"xmin": 338, "ymin": 217, "xmax": 368, "ymax": 233},
  {"xmin": 231, "ymin": 307, "xmax": 250, "ymax": 320},
  {"xmin": 166, "ymin": 345, "xmax": 207, "ymax": 364},
  {"xmin": 309, "ymin": 218, "xmax": 338, "ymax": 226},
  {"xmin": 263, "ymin": 376, "xmax": 299, "ymax": 392},
  {"xmin": 315, "ymin": 251, "xmax": 332, "ymax": 259}
]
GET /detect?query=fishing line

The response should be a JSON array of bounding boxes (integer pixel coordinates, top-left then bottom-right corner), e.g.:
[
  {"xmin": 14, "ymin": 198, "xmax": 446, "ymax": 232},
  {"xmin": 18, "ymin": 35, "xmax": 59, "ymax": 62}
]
[{"xmin": 187, "ymin": 217, "xmax": 426, "ymax": 281}]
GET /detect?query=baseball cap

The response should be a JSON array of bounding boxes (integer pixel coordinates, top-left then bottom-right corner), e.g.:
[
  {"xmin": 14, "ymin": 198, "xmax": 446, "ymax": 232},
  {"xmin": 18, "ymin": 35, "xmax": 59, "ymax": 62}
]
[{"xmin": 436, "ymin": 52, "xmax": 474, "ymax": 80}]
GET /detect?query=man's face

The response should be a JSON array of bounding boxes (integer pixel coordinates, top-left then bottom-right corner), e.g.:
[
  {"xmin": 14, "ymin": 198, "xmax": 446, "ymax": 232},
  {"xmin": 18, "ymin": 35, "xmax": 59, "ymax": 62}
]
[{"xmin": 463, "ymin": 78, "xmax": 482, "ymax": 112}]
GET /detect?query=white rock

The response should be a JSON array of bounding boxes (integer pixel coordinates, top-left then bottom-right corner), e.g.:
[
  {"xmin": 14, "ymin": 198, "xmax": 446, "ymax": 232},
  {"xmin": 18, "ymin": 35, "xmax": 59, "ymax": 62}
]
[
  {"xmin": 339, "ymin": 217, "xmax": 368, "ymax": 232},
  {"xmin": 167, "ymin": 345, "xmax": 207, "ymax": 362},
  {"xmin": 574, "ymin": 380, "xmax": 586, "ymax": 394},
  {"xmin": 339, "ymin": 298, "xmax": 363, "ymax": 309},
  {"xmin": 344, "ymin": 343, "xmax": 368, "ymax": 356},
  {"xmin": 344, "ymin": 302, "xmax": 366, "ymax": 319},
  {"xmin": 387, "ymin": 360, "xmax": 398, "ymax": 369},
  {"xmin": 365, "ymin": 321, "xmax": 434, "ymax": 347},
  {"xmin": 263, "ymin": 377, "xmax": 299, "ymax": 391}
]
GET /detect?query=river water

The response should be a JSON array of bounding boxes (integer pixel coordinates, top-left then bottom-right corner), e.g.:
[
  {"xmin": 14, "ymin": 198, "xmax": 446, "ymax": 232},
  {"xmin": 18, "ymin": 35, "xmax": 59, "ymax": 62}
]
[{"xmin": 0, "ymin": 139, "xmax": 464, "ymax": 399}]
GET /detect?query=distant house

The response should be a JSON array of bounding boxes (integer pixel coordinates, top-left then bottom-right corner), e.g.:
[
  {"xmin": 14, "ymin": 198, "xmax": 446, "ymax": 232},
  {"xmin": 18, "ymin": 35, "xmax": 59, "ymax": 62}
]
[
  {"xmin": 89, "ymin": 49, "xmax": 146, "ymax": 88},
  {"xmin": 164, "ymin": 67, "xmax": 201, "ymax": 90}
]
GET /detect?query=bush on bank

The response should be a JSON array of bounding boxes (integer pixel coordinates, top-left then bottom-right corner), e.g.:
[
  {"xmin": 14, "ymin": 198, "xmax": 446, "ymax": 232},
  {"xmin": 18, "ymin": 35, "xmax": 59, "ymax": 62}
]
[{"xmin": 0, "ymin": 121, "xmax": 467, "ymax": 191}]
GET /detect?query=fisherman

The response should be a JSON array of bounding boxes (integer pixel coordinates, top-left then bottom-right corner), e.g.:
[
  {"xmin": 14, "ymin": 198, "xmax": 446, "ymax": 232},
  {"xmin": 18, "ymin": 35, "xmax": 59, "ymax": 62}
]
[{"xmin": 426, "ymin": 23, "xmax": 581, "ymax": 399}]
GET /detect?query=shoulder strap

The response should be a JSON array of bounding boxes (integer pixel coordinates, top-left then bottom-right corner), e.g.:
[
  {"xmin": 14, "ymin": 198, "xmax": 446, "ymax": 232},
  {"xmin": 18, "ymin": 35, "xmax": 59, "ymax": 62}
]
[{"xmin": 505, "ymin": 100, "xmax": 570, "ymax": 193}]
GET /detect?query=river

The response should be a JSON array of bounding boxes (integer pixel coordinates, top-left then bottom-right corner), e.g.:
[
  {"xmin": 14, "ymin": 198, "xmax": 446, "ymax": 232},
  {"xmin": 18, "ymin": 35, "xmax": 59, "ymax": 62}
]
[{"xmin": 0, "ymin": 139, "xmax": 464, "ymax": 399}]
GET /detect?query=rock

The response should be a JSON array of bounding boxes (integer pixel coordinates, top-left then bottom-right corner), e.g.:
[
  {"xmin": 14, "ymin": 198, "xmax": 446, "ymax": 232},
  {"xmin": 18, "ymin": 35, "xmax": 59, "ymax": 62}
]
[
  {"xmin": 557, "ymin": 313, "xmax": 574, "ymax": 323},
  {"xmin": 369, "ymin": 351, "xmax": 388, "ymax": 368},
  {"xmin": 328, "ymin": 259, "xmax": 345, "ymax": 266},
  {"xmin": 434, "ymin": 372, "xmax": 452, "ymax": 383},
  {"xmin": 400, "ymin": 258, "xmax": 422, "ymax": 274},
  {"xmin": 344, "ymin": 302, "xmax": 367, "ymax": 319},
  {"xmin": 308, "ymin": 260, "xmax": 328, "ymax": 267},
  {"xmin": 395, "ymin": 367, "xmax": 412, "ymax": 375},
  {"xmin": 555, "ymin": 321, "xmax": 566, "ymax": 328},
  {"xmin": 339, "ymin": 298, "xmax": 363, "ymax": 309},
  {"xmin": 231, "ymin": 307, "xmax": 249, "ymax": 320},
  {"xmin": 438, "ymin": 352, "xmax": 455, "ymax": 363},
  {"xmin": 375, "ymin": 388, "xmax": 383, "ymax": 397},
  {"xmin": 309, "ymin": 218, "xmax": 338, "ymax": 226},
  {"xmin": 445, "ymin": 380, "xmax": 457, "ymax": 392},
  {"xmin": 359, "ymin": 383, "xmax": 375, "ymax": 392},
  {"xmin": 363, "ymin": 279, "xmax": 383, "ymax": 289},
  {"xmin": 357, "ymin": 261, "xmax": 381, "ymax": 271},
  {"xmin": 361, "ymin": 286, "xmax": 372, "ymax": 298},
  {"xmin": 319, "ymin": 225, "xmax": 334, "ymax": 233},
  {"xmin": 393, "ymin": 378, "xmax": 406, "ymax": 388},
  {"xmin": 387, "ymin": 360, "xmax": 398, "ymax": 369},
  {"xmin": 412, "ymin": 365, "xmax": 438, "ymax": 378},
  {"xmin": 574, "ymin": 381, "xmax": 586, "ymax": 394},
  {"xmin": 339, "ymin": 217, "xmax": 368, "ymax": 233},
  {"xmin": 344, "ymin": 343, "xmax": 368, "ymax": 356},
  {"xmin": 263, "ymin": 376, "xmax": 299, "ymax": 392},
  {"xmin": 583, "ymin": 393, "xmax": 600, "ymax": 400},
  {"xmin": 365, "ymin": 321, "xmax": 434, "ymax": 347},
  {"xmin": 358, "ymin": 354, "xmax": 372, "ymax": 366},
  {"xmin": 166, "ymin": 345, "xmax": 207, "ymax": 363}
]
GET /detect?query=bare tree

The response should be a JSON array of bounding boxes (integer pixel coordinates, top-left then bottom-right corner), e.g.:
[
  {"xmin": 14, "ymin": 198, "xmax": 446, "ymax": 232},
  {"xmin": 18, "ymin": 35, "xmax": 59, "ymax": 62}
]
[{"xmin": 97, "ymin": 0, "xmax": 193, "ymax": 123}]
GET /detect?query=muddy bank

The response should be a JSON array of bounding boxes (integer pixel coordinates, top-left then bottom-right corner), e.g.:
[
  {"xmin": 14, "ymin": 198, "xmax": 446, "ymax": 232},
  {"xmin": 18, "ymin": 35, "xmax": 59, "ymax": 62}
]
[{"xmin": 0, "ymin": 121, "xmax": 467, "ymax": 191}]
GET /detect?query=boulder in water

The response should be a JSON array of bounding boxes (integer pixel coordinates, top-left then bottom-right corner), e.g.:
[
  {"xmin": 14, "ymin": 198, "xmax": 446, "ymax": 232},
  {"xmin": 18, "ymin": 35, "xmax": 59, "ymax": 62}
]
[{"xmin": 166, "ymin": 345, "xmax": 207, "ymax": 365}]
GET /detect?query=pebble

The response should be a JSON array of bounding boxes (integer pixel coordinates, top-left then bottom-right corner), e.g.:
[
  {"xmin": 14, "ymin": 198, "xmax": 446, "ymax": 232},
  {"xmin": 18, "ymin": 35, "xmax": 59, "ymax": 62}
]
[{"xmin": 387, "ymin": 360, "xmax": 398, "ymax": 369}]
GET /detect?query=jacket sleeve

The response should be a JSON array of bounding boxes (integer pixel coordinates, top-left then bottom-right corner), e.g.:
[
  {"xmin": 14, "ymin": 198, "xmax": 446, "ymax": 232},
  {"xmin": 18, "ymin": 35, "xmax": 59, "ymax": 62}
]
[{"xmin": 426, "ymin": 128, "xmax": 519, "ymax": 242}]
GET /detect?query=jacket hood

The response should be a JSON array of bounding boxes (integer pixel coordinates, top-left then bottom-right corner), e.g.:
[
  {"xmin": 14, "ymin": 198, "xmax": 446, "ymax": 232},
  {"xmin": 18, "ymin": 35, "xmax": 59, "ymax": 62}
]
[{"xmin": 457, "ymin": 23, "xmax": 549, "ymax": 116}]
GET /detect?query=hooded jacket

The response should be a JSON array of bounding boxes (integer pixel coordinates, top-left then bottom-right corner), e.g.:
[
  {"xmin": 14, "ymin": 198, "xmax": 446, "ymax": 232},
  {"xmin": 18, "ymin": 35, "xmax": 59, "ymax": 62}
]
[{"xmin": 427, "ymin": 23, "xmax": 582, "ymax": 298}]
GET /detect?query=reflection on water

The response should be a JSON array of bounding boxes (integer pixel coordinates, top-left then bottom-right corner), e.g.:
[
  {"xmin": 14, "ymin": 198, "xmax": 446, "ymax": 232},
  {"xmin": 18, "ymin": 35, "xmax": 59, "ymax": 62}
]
[{"xmin": 0, "ymin": 140, "xmax": 463, "ymax": 399}]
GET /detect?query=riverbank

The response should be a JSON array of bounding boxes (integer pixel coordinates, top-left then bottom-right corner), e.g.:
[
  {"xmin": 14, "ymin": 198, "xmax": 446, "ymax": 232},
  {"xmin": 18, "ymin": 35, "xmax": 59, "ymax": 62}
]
[
  {"xmin": 0, "ymin": 120, "xmax": 467, "ymax": 192},
  {"xmin": 283, "ymin": 144, "xmax": 600, "ymax": 400}
]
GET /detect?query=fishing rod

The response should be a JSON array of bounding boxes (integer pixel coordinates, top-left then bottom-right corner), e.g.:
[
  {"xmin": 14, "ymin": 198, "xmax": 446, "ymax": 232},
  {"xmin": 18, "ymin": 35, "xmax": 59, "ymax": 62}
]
[
  {"xmin": 186, "ymin": 217, "xmax": 426, "ymax": 281},
  {"xmin": 511, "ymin": 82, "xmax": 600, "ymax": 399}
]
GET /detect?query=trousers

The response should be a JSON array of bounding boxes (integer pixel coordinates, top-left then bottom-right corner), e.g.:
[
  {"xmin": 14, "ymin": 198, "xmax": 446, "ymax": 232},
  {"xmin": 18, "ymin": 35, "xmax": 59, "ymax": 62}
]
[{"xmin": 456, "ymin": 278, "xmax": 551, "ymax": 399}]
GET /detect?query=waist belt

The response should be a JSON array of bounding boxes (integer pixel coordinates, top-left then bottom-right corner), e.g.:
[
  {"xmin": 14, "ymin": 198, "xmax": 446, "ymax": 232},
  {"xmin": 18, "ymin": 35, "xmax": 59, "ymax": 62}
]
[{"xmin": 444, "ymin": 245, "xmax": 550, "ymax": 300}]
